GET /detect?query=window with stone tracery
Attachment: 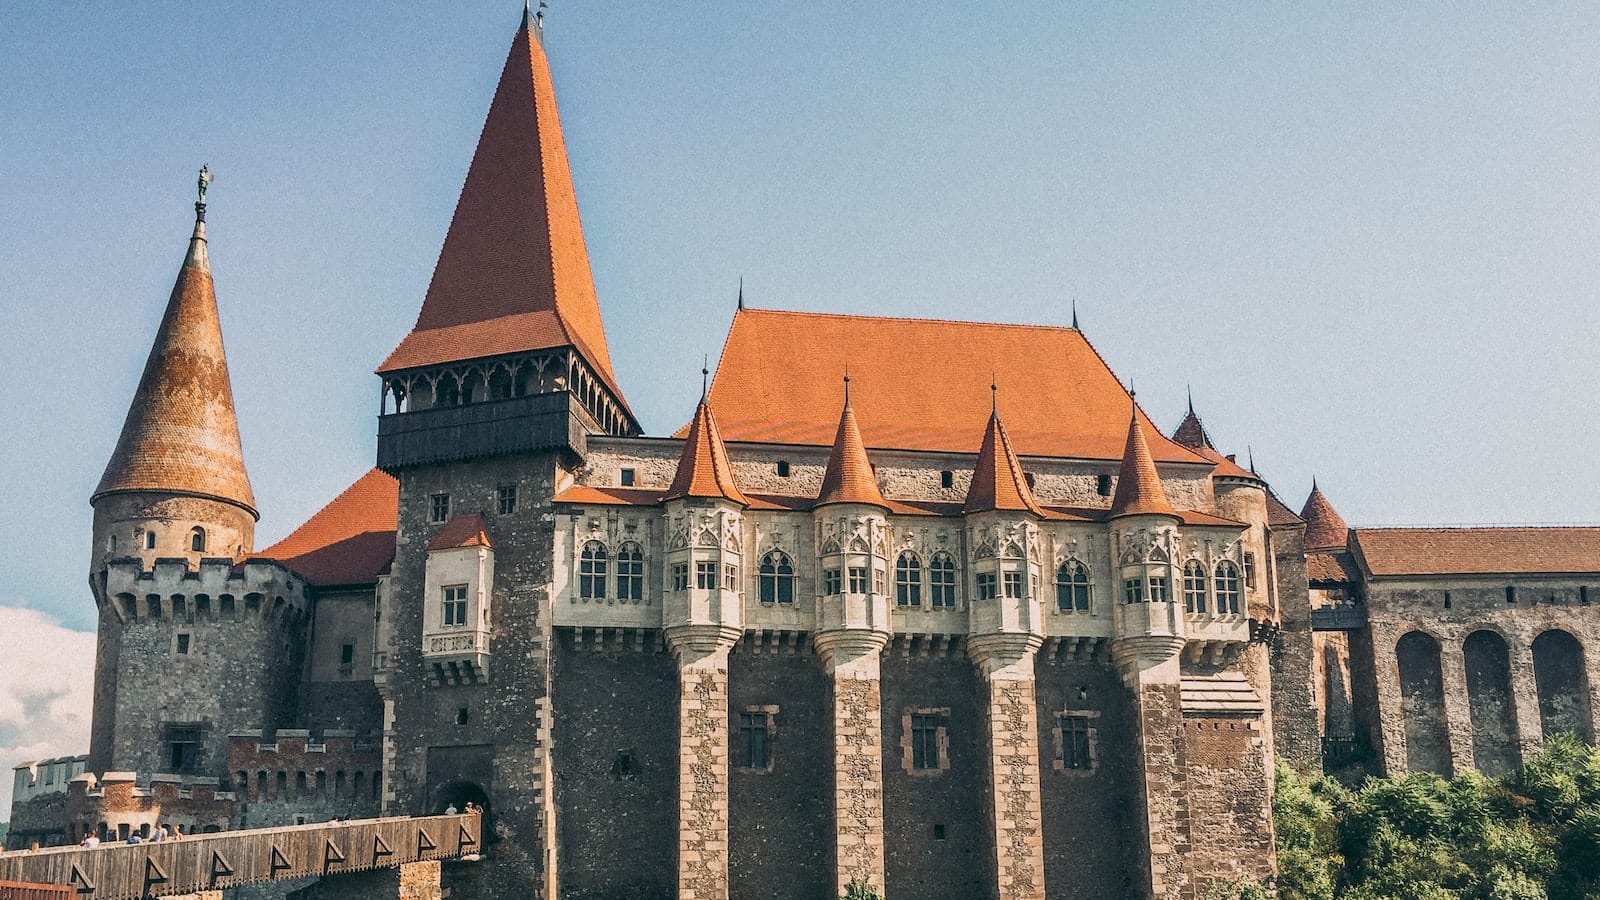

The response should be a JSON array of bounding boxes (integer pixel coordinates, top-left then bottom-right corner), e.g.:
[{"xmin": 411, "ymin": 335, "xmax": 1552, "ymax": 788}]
[
  {"xmin": 823, "ymin": 568, "xmax": 842, "ymax": 595},
  {"xmin": 1215, "ymin": 561, "xmax": 1241, "ymax": 614},
  {"xmin": 758, "ymin": 551, "xmax": 795, "ymax": 603},
  {"xmin": 895, "ymin": 552, "xmax": 922, "ymax": 607},
  {"xmin": 1057, "ymin": 561, "xmax": 1090, "ymax": 612},
  {"xmin": 848, "ymin": 566, "xmax": 869, "ymax": 595},
  {"xmin": 1148, "ymin": 574, "xmax": 1170, "ymax": 603},
  {"xmin": 1123, "ymin": 577, "xmax": 1144, "ymax": 604},
  {"xmin": 1183, "ymin": 561, "xmax": 1207, "ymax": 613},
  {"xmin": 579, "ymin": 541, "xmax": 608, "ymax": 599},
  {"xmin": 976, "ymin": 572, "xmax": 998, "ymax": 601},
  {"xmin": 929, "ymin": 552, "xmax": 957, "ymax": 608},
  {"xmin": 696, "ymin": 561, "xmax": 717, "ymax": 590},
  {"xmin": 615, "ymin": 542, "xmax": 644, "ymax": 601},
  {"xmin": 1002, "ymin": 571, "xmax": 1024, "ymax": 599}
]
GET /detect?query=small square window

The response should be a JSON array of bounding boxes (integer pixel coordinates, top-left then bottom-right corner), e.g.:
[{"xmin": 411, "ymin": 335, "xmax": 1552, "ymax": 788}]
[
  {"xmin": 776, "ymin": 460, "xmax": 791, "ymax": 478},
  {"xmin": 907, "ymin": 713, "xmax": 947, "ymax": 771},
  {"xmin": 1002, "ymin": 571, "xmax": 1023, "ymax": 598},
  {"xmin": 620, "ymin": 468, "xmax": 636, "ymax": 487},
  {"xmin": 940, "ymin": 470, "xmax": 953, "ymax": 489},
  {"xmin": 976, "ymin": 572, "xmax": 997, "ymax": 601},
  {"xmin": 442, "ymin": 584, "xmax": 469, "ymax": 626},
  {"xmin": 456, "ymin": 707, "xmax": 469, "ymax": 726},
  {"xmin": 1096, "ymin": 474, "xmax": 1112, "ymax": 497},
  {"xmin": 340, "ymin": 643, "xmax": 355, "ymax": 666},
  {"xmin": 933, "ymin": 823, "xmax": 946, "ymax": 840},
  {"xmin": 496, "ymin": 484, "xmax": 517, "ymax": 515},
  {"xmin": 145, "ymin": 530, "xmax": 157, "ymax": 550},
  {"xmin": 671, "ymin": 564, "xmax": 689, "ymax": 592},
  {"xmin": 736, "ymin": 711, "xmax": 772, "ymax": 770},
  {"xmin": 1058, "ymin": 714, "xmax": 1095, "ymax": 771},
  {"xmin": 848, "ymin": 567, "xmax": 869, "ymax": 594},
  {"xmin": 723, "ymin": 564, "xmax": 739, "ymax": 591},
  {"xmin": 176, "ymin": 633, "xmax": 191, "ymax": 655},
  {"xmin": 1148, "ymin": 575, "xmax": 1170, "ymax": 602},
  {"xmin": 430, "ymin": 493, "xmax": 450, "ymax": 524},
  {"xmin": 1123, "ymin": 578, "xmax": 1144, "ymax": 604},
  {"xmin": 824, "ymin": 569, "xmax": 843, "ymax": 596},
  {"xmin": 696, "ymin": 561, "xmax": 717, "ymax": 590},
  {"xmin": 1243, "ymin": 552, "xmax": 1256, "ymax": 589}
]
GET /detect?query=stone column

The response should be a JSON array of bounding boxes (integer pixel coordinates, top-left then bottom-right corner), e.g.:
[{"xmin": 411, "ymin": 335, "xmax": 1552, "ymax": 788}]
[
  {"xmin": 968, "ymin": 634, "xmax": 1047, "ymax": 900},
  {"xmin": 1367, "ymin": 625, "xmax": 1409, "ymax": 776},
  {"xmin": 814, "ymin": 630, "xmax": 890, "ymax": 897},
  {"xmin": 1508, "ymin": 638, "xmax": 1546, "ymax": 762},
  {"xmin": 666, "ymin": 624, "xmax": 743, "ymax": 900},
  {"xmin": 1114, "ymin": 635, "xmax": 1189, "ymax": 900},
  {"xmin": 1438, "ymin": 639, "xmax": 1475, "ymax": 775}
]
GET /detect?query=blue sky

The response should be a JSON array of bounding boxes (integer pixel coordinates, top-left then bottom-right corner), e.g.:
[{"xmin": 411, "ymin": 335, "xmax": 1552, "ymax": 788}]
[{"xmin": 2, "ymin": 2, "xmax": 1598, "ymax": 643}]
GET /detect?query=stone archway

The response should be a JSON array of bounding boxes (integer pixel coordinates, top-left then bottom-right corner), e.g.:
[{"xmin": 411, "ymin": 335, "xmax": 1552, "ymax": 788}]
[
  {"xmin": 1396, "ymin": 631, "xmax": 1451, "ymax": 775},
  {"xmin": 1532, "ymin": 630, "xmax": 1592, "ymax": 742},
  {"xmin": 1464, "ymin": 630, "xmax": 1520, "ymax": 775}
]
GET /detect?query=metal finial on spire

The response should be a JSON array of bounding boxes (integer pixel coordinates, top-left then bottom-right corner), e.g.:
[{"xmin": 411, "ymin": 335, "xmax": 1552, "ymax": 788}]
[
  {"xmin": 1186, "ymin": 384, "xmax": 1194, "ymax": 415},
  {"xmin": 1071, "ymin": 298, "xmax": 1079, "ymax": 330},
  {"xmin": 991, "ymin": 375, "xmax": 998, "ymax": 415},
  {"xmin": 1248, "ymin": 445, "xmax": 1258, "ymax": 474},
  {"xmin": 195, "ymin": 165, "xmax": 214, "ymax": 222},
  {"xmin": 843, "ymin": 367, "xmax": 851, "ymax": 404},
  {"xmin": 737, "ymin": 276, "xmax": 744, "ymax": 311},
  {"xmin": 701, "ymin": 355, "xmax": 709, "ymax": 401}
]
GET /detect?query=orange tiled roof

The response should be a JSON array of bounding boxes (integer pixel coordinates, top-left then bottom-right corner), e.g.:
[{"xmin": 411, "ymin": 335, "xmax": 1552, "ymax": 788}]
[
  {"xmin": 94, "ymin": 213, "xmax": 256, "ymax": 516},
  {"xmin": 816, "ymin": 393, "xmax": 889, "ymax": 507},
  {"xmin": 664, "ymin": 399, "xmax": 750, "ymax": 505},
  {"xmin": 1300, "ymin": 483, "xmax": 1350, "ymax": 550},
  {"xmin": 963, "ymin": 410, "xmax": 1046, "ymax": 517},
  {"xmin": 1109, "ymin": 407, "xmax": 1176, "ymax": 518},
  {"xmin": 696, "ymin": 309, "xmax": 1208, "ymax": 463},
  {"xmin": 377, "ymin": 16, "xmax": 628, "ymax": 417},
  {"xmin": 255, "ymin": 469, "xmax": 397, "ymax": 586},
  {"xmin": 426, "ymin": 513, "xmax": 493, "ymax": 552},
  {"xmin": 1353, "ymin": 527, "xmax": 1600, "ymax": 577},
  {"xmin": 1307, "ymin": 550, "xmax": 1359, "ymax": 583}
]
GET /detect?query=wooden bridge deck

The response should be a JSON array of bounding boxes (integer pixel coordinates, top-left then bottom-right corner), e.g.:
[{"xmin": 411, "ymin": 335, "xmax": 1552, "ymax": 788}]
[{"xmin": 0, "ymin": 814, "xmax": 480, "ymax": 899}]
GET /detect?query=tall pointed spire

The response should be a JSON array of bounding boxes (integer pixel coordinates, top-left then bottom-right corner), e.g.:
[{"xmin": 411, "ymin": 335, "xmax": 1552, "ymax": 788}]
[
  {"xmin": 1172, "ymin": 387, "xmax": 1213, "ymax": 450},
  {"xmin": 963, "ymin": 402, "xmax": 1046, "ymax": 517},
  {"xmin": 664, "ymin": 388, "xmax": 749, "ymax": 506},
  {"xmin": 816, "ymin": 378, "xmax": 888, "ymax": 508},
  {"xmin": 1071, "ymin": 298, "xmax": 1079, "ymax": 330},
  {"xmin": 1300, "ymin": 480, "xmax": 1350, "ymax": 550},
  {"xmin": 93, "ymin": 175, "xmax": 256, "ymax": 517},
  {"xmin": 1108, "ymin": 395, "xmax": 1175, "ymax": 518},
  {"xmin": 378, "ymin": 13, "xmax": 629, "ymax": 417}
]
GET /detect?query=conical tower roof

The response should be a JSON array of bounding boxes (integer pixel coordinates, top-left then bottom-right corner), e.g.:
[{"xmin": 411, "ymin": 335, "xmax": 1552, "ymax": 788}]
[
  {"xmin": 963, "ymin": 408, "xmax": 1046, "ymax": 517},
  {"xmin": 378, "ymin": 13, "xmax": 630, "ymax": 420},
  {"xmin": 664, "ymin": 394, "xmax": 749, "ymax": 506},
  {"xmin": 93, "ymin": 193, "xmax": 256, "ymax": 517},
  {"xmin": 1109, "ymin": 399, "xmax": 1175, "ymax": 518},
  {"xmin": 1300, "ymin": 481, "xmax": 1350, "ymax": 550},
  {"xmin": 816, "ymin": 384, "xmax": 887, "ymax": 508}
]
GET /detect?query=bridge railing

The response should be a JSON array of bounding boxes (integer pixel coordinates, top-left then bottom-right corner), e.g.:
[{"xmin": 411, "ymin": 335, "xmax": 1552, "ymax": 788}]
[{"xmin": 0, "ymin": 814, "xmax": 480, "ymax": 900}]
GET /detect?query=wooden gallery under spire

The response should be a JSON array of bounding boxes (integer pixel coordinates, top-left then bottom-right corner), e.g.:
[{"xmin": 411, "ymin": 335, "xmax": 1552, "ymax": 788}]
[{"xmin": 21, "ymin": 9, "xmax": 1600, "ymax": 900}]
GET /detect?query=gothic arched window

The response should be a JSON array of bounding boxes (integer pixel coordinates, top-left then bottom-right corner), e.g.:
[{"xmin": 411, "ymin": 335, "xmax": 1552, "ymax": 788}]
[
  {"xmin": 615, "ymin": 542, "xmax": 644, "ymax": 602},
  {"xmin": 929, "ymin": 552, "xmax": 957, "ymax": 609},
  {"xmin": 190, "ymin": 527, "xmax": 206, "ymax": 553},
  {"xmin": 1183, "ymin": 561, "xmax": 1207, "ymax": 613},
  {"xmin": 1056, "ymin": 561, "xmax": 1090, "ymax": 612},
  {"xmin": 580, "ymin": 541, "xmax": 608, "ymax": 600},
  {"xmin": 895, "ymin": 552, "xmax": 922, "ymax": 607},
  {"xmin": 1214, "ymin": 561, "xmax": 1240, "ymax": 614},
  {"xmin": 758, "ymin": 551, "xmax": 795, "ymax": 604}
]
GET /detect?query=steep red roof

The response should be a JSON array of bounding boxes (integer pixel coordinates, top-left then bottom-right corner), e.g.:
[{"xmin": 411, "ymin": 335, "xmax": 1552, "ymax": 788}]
[
  {"xmin": 1352, "ymin": 527, "xmax": 1600, "ymax": 577},
  {"xmin": 1109, "ymin": 405, "xmax": 1176, "ymax": 518},
  {"xmin": 697, "ymin": 308, "xmax": 1208, "ymax": 463},
  {"xmin": 1300, "ymin": 483, "xmax": 1350, "ymax": 550},
  {"xmin": 1171, "ymin": 398, "xmax": 1213, "ymax": 450},
  {"xmin": 1307, "ymin": 550, "xmax": 1360, "ymax": 583},
  {"xmin": 255, "ymin": 469, "xmax": 397, "ymax": 586},
  {"xmin": 663, "ymin": 399, "xmax": 750, "ymax": 505},
  {"xmin": 963, "ymin": 411, "xmax": 1046, "ymax": 517},
  {"xmin": 426, "ymin": 513, "xmax": 493, "ymax": 552},
  {"xmin": 94, "ymin": 208, "xmax": 256, "ymax": 517},
  {"xmin": 378, "ymin": 15, "xmax": 628, "ymax": 416},
  {"xmin": 816, "ymin": 391, "xmax": 889, "ymax": 508}
]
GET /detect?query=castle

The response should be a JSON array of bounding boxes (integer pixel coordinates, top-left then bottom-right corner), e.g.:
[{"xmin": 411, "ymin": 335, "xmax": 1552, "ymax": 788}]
[{"xmin": 10, "ymin": 10, "xmax": 1600, "ymax": 900}]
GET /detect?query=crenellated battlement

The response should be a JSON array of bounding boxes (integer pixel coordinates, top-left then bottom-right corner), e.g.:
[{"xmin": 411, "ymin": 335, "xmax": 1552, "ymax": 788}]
[{"xmin": 100, "ymin": 555, "xmax": 308, "ymax": 624}]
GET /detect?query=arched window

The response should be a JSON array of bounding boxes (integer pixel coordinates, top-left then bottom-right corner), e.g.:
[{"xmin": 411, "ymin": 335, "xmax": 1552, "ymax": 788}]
[
  {"xmin": 929, "ymin": 552, "xmax": 957, "ymax": 609},
  {"xmin": 190, "ymin": 527, "xmax": 206, "ymax": 553},
  {"xmin": 1214, "ymin": 561, "xmax": 1241, "ymax": 614},
  {"xmin": 615, "ymin": 543, "xmax": 644, "ymax": 602},
  {"xmin": 1183, "ymin": 561, "xmax": 1207, "ymax": 613},
  {"xmin": 1056, "ymin": 561, "xmax": 1090, "ymax": 612},
  {"xmin": 758, "ymin": 551, "xmax": 795, "ymax": 604},
  {"xmin": 895, "ymin": 552, "xmax": 922, "ymax": 607},
  {"xmin": 579, "ymin": 541, "xmax": 608, "ymax": 599}
]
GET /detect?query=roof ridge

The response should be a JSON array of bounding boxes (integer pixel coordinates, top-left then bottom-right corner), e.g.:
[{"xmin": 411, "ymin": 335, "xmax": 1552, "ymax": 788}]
[{"xmin": 734, "ymin": 305, "xmax": 1083, "ymax": 334}]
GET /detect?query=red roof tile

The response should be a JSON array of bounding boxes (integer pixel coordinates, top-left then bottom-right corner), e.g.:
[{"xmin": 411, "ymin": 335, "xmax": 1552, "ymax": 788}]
[
  {"xmin": 664, "ymin": 399, "xmax": 750, "ymax": 505},
  {"xmin": 1172, "ymin": 401, "xmax": 1212, "ymax": 451},
  {"xmin": 1307, "ymin": 550, "xmax": 1360, "ymax": 583},
  {"xmin": 816, "ymin": 392, "xmax": 889, "ymax": 508},
  {"xmin": 696, "ymin": 309, "xmax": 1210, "ymax": 463},
  {"xmin": 426, "ymin": 513, "xmax": 493, "ymax": 552},
  {"xmin": 1300, "ymin": 483, "xmax": 1350, "ymax": 550},
  {"xmin": 1109, "ymin": 407, "xmax": 1176, "ymax": 518},
  {"xmin": 378, "ymin": 18, "xmax": 628, "ymax": 417},
  {"xmin": 963, "ymin": 411, "xmax": 1046, "ymax": 517},
  {"xmin": 255, "ymin": 469, "xmax": 397, "ymax": 586},
  {"xmin": 1353, "ymin": 527, "xmax": 1600, "ymax": 577},
  {"xmin": 94, "ymin": 213, "xmax": 256, "ymax": 517}
]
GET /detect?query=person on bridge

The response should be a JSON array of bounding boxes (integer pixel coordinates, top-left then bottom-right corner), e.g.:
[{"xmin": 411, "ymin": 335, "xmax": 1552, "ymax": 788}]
[{"xmin": 81, "ymin": 830, "xmax": 100, "ymax": 848}]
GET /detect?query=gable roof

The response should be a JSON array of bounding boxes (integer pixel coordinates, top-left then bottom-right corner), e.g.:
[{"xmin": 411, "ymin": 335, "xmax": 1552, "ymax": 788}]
[
  {"xmin": 816, "ymin": 393, "xmax": 889, "ymax": 508},
  {"xmin": 963, "ymin": 411, "xmax": 1046, "ymax": 517},
  {"xmin": 1352, "ymin": 527, "xmax": 1600, "ymax": 577},
  {"xmin": 664, "ymin": 399, "xmax": 750, "ymax": 505},
  {"xmin": 94, "ymin": 208, "xmax": 256, "ymax": 517},
  {"xmin": 377, "ymin": 16, "xmax": 628, "ymax": 418},
  {"xmin": 255, "ymin": 469, "xmax": 397, "ymax": 586},
  {"xmin": 698, "ymin": 308, "xmax": 1209, "ymax": 463}
]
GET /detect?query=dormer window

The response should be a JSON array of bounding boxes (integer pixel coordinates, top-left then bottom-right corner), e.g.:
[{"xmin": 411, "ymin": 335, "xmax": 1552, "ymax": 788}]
[{"xmin": 190, "ymin": 527, "xmax": 206, "ymax": 553}]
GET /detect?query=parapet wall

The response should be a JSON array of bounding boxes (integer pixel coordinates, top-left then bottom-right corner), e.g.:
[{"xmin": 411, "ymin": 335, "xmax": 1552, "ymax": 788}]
[{"xmin": 100, "ymin": 557, "xmax": 308, "ymax": 624}]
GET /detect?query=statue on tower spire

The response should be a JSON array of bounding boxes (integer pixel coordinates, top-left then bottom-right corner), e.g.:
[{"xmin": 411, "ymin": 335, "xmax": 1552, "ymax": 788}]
[{"xmin": 195, "ymin": 165, "xmax": 213, "ymax": 220}]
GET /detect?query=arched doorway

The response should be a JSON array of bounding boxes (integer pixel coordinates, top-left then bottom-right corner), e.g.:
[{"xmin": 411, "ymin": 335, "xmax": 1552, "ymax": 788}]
[
  {"xmin": 1397, "ymin": 631, "xmax": 1451, "ymax": 775},
  {"xmin": 431, "ymin": 780, "xmax": 490, "ymax": 817},
  {"xmin": 1464, "ymin": 630, "xmax": 1519, "ymax": 775}
]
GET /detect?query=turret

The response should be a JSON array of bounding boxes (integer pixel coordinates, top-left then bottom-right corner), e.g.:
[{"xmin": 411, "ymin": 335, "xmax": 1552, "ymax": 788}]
[
  {"xmin": 1108, "ymin": 397, "xmax": 1186, "ymax": 679},
  {"xmin": 811, "ymin": 379, "xmax": 892, "ymax": 665},
  {"xmin": 1300, "ymin": 480, "xmax": 1350, "ymax": 550},
  {"xmin": 961, "ymin": 393, "xmax": 1045, "ymax": 672}
]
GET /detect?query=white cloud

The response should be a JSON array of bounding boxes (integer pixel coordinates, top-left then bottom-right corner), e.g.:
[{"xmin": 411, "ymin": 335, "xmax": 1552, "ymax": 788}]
[{"xmin": 0, "ymin": 605, "xmax": 95, "ymax": 815}]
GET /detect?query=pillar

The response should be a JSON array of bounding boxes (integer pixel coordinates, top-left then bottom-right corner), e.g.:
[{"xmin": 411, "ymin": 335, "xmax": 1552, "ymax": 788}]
[
  {"xmin": 1438, "ymin": 639, "xmax": 1475, "ymax": 774},
  {"xmin": 1368, "ymin": 625, "xmax": 1409, "ymax": 775},
  {"xmin": 969, "ymin": 634, "xmax": 1047, "ymax": 900},
  {"xmin": 1507, "ymin": 639, "xmax": 1546, "ymax": 762},
  {"xmin": 667, "ymin": 625, "xmax": 742, "ymax": 900},
  {"xmin": 1114, "ymin": 635, "xmax": 1189, "ymax": 900},
  {"xmin": 814, "ymin": 630, "xmax": 889, "ymax": 896}
]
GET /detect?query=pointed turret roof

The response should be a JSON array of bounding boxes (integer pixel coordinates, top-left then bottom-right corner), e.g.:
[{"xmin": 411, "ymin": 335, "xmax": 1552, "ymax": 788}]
[
  {"xmin": 93, "ymin": 193, "xmax": 256, "ymax": 517},
  {"xmin": 1109, "ymin": 399, "xmax": 1175, "ymax": 518},
  {"xmin": 1172, "ymin": 390, "xmax": 1213, "ymax": 450},
  {"xmin": 378, "ymin": 15, "xmax": 630, "ymax": 418},
  {"xmin": 664, "ymin": 392, "xmax": 750, "ymax": 506},
  {"xmin": 816, "ymin": 383, "xmax": 888, "ymax": 508},
  {"xmin": 963, "ymin": 405, "xmax": 1046, "ymax": 517},
  {"xmin": 1300, "ymin": 481, "xmax": 1350, "ymax": 550}
]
